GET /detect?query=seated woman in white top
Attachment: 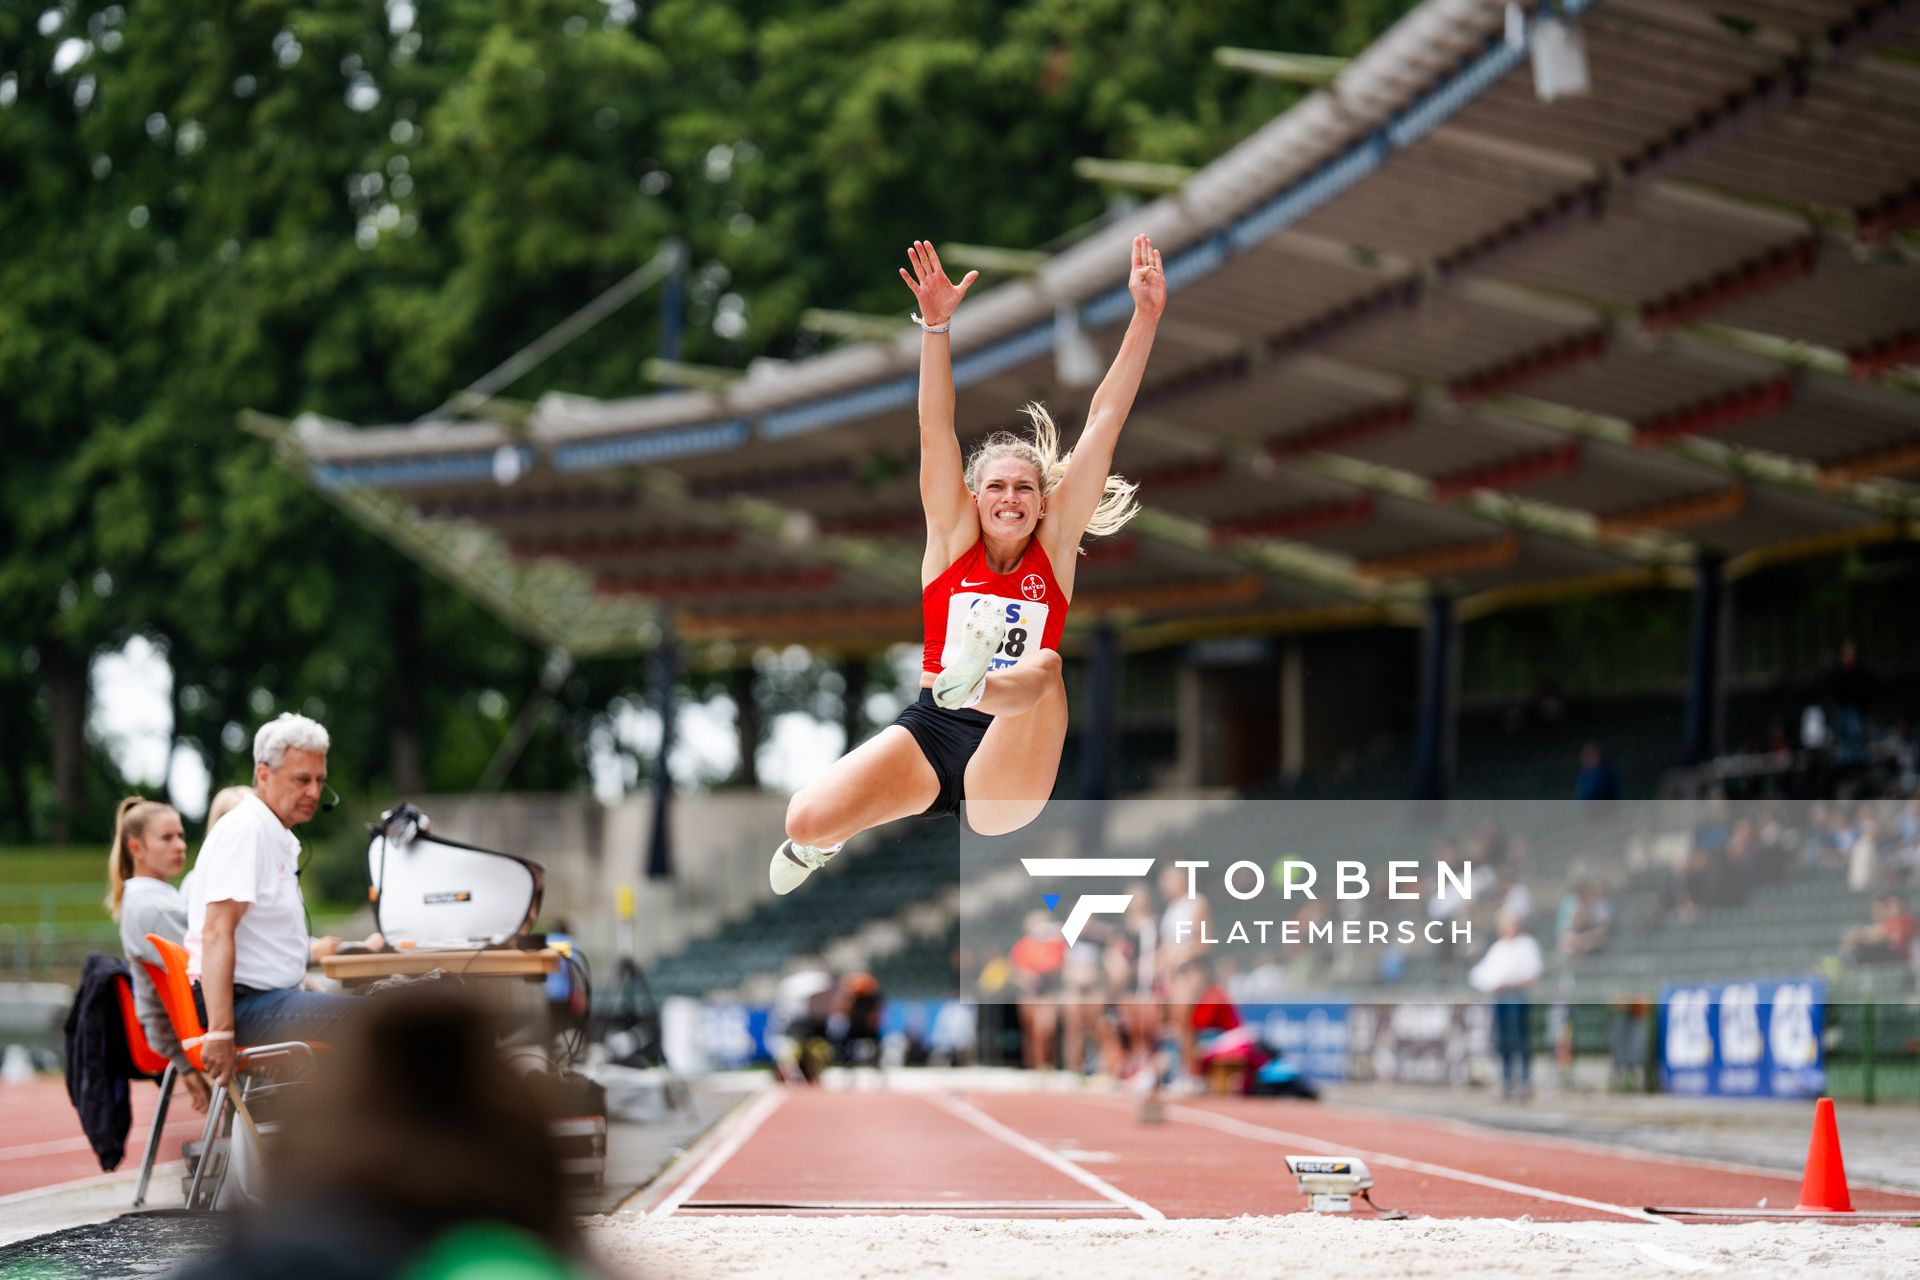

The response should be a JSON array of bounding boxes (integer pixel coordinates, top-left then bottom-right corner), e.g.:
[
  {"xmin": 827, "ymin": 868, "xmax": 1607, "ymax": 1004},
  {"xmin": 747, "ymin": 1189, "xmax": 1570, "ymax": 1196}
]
[{"xmin": 107, "ymin": 795, "xmax": 213, "ymax": 1114}]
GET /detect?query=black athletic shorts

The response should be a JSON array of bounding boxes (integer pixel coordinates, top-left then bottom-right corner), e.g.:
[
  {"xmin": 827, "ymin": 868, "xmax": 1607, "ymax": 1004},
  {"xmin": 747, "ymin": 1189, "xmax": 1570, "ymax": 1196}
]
[{"xmin": 893, "ymin": 688, "xmax": 992, "ymax": 819}]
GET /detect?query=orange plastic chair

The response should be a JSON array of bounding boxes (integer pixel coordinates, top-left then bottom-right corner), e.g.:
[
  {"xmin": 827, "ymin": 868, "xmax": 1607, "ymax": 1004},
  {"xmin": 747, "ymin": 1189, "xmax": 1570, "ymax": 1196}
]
[
  {"xmin": 142, "ymin": 935, "xmax": 317, "ymax": 1208},
  {"xmin": 113, "ymin": 972, "xmax": 178, "ymax": 1208},
  {"xmin": 114, "ymin": 973, "xmax": 172, "ymax": 1079}
]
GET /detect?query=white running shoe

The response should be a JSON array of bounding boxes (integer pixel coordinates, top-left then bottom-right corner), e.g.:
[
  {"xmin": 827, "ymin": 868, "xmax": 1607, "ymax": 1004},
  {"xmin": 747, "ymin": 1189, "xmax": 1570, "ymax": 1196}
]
[
  {"xmin": 932, "ymin": 598, "xmax": 1007, "ymax": 709},
  {"xmin": 769, "ymin": 838, "xmax": 841, "ymax": 895}
]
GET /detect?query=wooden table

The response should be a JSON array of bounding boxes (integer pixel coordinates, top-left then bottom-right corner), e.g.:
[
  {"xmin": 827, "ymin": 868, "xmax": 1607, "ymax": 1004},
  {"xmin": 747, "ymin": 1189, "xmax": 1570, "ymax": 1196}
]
[{"xmin": 320, "ymin": 948, "xmax": 561, "ymax": 988}]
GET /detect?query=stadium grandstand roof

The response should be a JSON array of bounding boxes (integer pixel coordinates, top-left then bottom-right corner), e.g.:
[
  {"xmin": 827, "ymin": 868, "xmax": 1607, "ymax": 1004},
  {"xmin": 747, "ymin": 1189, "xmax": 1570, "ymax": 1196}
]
[{"xmin": 263, "ymin": 0, "xmax": 1920, "ymax": 658}]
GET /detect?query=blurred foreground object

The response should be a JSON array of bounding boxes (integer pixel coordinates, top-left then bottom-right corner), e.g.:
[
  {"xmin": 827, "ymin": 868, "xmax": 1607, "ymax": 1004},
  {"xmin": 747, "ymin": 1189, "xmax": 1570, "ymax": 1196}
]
[{"xmin": 173, "ymin": 986, "xmax": 603, "ymax": 1280}]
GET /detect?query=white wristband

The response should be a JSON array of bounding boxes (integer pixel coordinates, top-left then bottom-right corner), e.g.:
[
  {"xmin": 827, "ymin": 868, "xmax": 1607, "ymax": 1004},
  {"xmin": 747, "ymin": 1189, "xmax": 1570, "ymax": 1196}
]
[
  {"xmin": 189, "ymin": 1030, "xmax": 235, "ymax": 1047},
  {"xmin": 911, "ymin": 313, "xmax": 951, "ymax": 335}
]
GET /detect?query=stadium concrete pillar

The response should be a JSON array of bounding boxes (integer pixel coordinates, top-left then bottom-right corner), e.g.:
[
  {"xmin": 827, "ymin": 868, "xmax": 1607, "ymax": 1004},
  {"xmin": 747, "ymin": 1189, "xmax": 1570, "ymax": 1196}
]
[
  {"xmin": 1684, "ymin": 552, "xmax": 1729, "ymax": 766},
  {"xmin": 839, "ymin": 656, "xmax": 865, "ymax": 752},
  {"xmin": 732, "ymin": 664, "xmax": 760, "ymax": 790},
  {"xmin": 659, "ymin": 238, "xmax": 686, "ymax": 363},
  {"xmin": 1280, "ymin": 639, "xmax": 1305, "ymax": 782},
  {"xmin": 1079, "ymin": 622, "xmax": 1121, "ymax": 800},
  {"xmin": 645, "ymin": 613, "xmax": 677, "ymax": 880},
  {"xmin": 1414, "ymin": 593, "xmax": 1457, "ymax": 800}
]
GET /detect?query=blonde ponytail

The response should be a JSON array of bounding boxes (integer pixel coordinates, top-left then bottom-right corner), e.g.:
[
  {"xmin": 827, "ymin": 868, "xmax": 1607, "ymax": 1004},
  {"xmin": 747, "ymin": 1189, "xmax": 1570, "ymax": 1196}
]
[
  {"xmin": 105, "ymin": 795, "xmax": 174, "ymax": 920},
  {"xmin": 963, "ymin": 403, "xmax": 1140, "ymax": 549}
]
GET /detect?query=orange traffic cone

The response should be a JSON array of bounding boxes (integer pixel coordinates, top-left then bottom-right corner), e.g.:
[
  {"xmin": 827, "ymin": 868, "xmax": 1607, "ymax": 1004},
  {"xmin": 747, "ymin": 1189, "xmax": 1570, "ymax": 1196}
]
[{"xmin": 1794, "ymin": 1096, "xmax": 1853, "ymax": 1213}]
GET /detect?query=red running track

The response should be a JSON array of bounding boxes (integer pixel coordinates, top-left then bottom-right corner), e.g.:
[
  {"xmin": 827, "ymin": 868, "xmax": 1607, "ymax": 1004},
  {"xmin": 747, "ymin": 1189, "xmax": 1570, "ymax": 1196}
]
[
  {"xmin": 647, "ymin": 1086, "xmax": 1920, "ymax": 1223},
  {"xmin": 0, "ymin": 1076, "xmax": 204, "ymax": 1200}
]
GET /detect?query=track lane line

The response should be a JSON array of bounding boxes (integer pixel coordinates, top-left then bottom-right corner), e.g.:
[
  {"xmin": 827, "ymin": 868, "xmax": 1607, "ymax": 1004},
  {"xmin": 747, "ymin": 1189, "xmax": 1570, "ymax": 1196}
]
[
  {"xmin": 648, "ymin": 1087, "xmax": 788, "ymax": 1218},
  {"xmin": 1150, "ymin": 1100, "xmax": 1678, "ymax": 1226},
  {"xmin": 928, "ymin": 1093, "xmax": 1165, "ymax": 1221},
  {"xmin": 0, "ymin": 1137, "xmax": 101, "ymax": 1162},
  {"xmin": 1335, "ymin": 1100, "xmax": 1920, "ymax": 1200}
]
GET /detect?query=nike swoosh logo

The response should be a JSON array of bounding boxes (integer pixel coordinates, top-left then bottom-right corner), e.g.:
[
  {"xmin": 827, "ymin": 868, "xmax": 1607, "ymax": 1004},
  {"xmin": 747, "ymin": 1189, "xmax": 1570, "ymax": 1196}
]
[{"xmin": 960, "ymin": 578, "xmax": 987, "ymax": 587}]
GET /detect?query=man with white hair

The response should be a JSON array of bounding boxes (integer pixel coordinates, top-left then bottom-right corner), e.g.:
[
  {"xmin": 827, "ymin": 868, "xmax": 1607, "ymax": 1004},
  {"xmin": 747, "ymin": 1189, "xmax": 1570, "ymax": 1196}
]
[{"xmin": 186, "ymin": 713, "xmax": 383, "ymax": 1085}]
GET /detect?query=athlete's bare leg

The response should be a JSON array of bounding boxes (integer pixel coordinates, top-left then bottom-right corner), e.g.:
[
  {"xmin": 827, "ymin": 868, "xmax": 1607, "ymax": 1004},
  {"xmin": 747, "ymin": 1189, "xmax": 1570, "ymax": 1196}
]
[
  {"xmin": 785, "ymin": 725, "xmax": 942, "ymax": 850},
  {"xmin": 963, "ymin": 649, "xmax": 1068, "ymax": 837},
  {"xmin": 971, "ymin": 648, "xmax": 1062, "ymax": 718}
]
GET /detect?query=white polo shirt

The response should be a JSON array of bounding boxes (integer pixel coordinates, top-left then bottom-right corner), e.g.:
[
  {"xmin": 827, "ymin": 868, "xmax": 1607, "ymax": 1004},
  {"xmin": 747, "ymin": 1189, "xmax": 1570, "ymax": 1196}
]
[{"xmin": 185, "ymin": 791, "xmax": 310, "ymax": 991}]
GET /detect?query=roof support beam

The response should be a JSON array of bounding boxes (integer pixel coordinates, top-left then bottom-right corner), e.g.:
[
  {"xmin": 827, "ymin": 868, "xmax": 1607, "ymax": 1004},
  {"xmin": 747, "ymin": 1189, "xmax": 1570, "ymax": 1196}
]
[
  {"xmin": 1213, "ymin": 47, "xmax": 1350, "ymax": 86},
  {"xmin": 1072, "ymin": 158, "xmax": 1196, "ymax": 192},
  {"xmin": 937, "ymin": 244, "xmax": 1051, "ymax": 276},
  {"xmin": 798, "ymin": 309, "xmax": 914, "ymax": 342},
  {"xmin": 1487, "ymin": 391, "xmax": 1920, "ymax": 523},
  {"xmin": 642, "ymin": 358, "xmax": 744, "ymax": 391},
  {"xmin": 1128, "ymin": 505, "xmax": 1410, "ymax": 604}
]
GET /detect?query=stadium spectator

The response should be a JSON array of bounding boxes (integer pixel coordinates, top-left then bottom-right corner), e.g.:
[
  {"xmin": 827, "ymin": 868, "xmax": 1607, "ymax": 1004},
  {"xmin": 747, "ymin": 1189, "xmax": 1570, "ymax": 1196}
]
[
  {"xmin": 1715, "ymin": 827, "xmax": 1756, "ymax": 909},
  {"xmin": 1746, "ymin": 812, "xmax": 1793, "ymax": 883},
  {"xmin": 1826, "ymin": 638, "xmax": 1875, "ymax": 761},
  {"xmin": 1008, "ymin": 909, "xmax": 1066, "ymax": 1070},
  {"xmin": 1426, "ymin": 843, "xmax": 1471, "ymax": 972},
  {"xmin": 1847, "ymin": 814, "xmax": 1882, "ymax": 893},
  {"xmin": 105, "ymin": 796, "xmax": 212, "ymax": 1116},
  {"xmin": 1116, "ymin": 894, "xmax": 1161, "ymax": 1084},
  {"xmin": 1467, "ymin": 819, "xmax": 1510, "ymax": 876},
  {"xmin": 1841, "ymin": 893, "xmax": 1917, "ymax": 968},
  {"xmin": 1469, "ymin": 912, "xmax": 1544, "ymax": 1102},
  {"xmin": 185, "ymin": 713, "xmax": 384, "ymax": 1086},
  {"xmin": 831, "ymin": 971, "xmax": 884, "ymax": 1067},
  {"xmin": 1888, "ymin": 719, "xmax": 1920, "ymax": 794},
  {"xmin": 1803, "ymin": 802, "xmax": 1858, "ymax": 870},
  {"xmin": 1574, "ymin": 742, "xmax": 1622, "ymax": 801},
  {"xmin": 1485, "ymin": 839, "xmax": 1535, "ymax": 931},
  {"xmin": 1556, "ymin": 880, "xmax": 1612, "ymax": 958},
  {"xmin": 769, "ymin": 964, "xmax": 837, "ymax": 1083},
  {"xmin": 928, "ymin": 999, "xmax": 978, "ymax": 1066},
  {"xmin": 1059, "ymin": 916, "xmax": 1112, "ymax": 1077},
  {"xmin": 1157, "ymin": 858, "xmax": 1209, "ymax": 966},
  {"xmin": 1157, "ymin": 860, "xmax": 1209, "ymax": 1083},
  {"xmin": 1660, "ymin": 841, "xmax": 1714, "ymax": 923},
  {"xmin": 205, "ymin": 784, "xmax": 252, "ymax": 833},
  {"xmin": 1895, "ymin": 801, "xmax": 1920, "ymax": 877},
  {"xmin": 1184, "ymin": 955, "xmax": 1259, "ymax": 1094}
]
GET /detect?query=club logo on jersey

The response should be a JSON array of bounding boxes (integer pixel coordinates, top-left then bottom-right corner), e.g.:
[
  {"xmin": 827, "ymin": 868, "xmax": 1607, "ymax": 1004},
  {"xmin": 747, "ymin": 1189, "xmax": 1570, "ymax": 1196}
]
[{"xmin": 1021, "ymin": 573, "xmax": 1046, "ymax": 601}]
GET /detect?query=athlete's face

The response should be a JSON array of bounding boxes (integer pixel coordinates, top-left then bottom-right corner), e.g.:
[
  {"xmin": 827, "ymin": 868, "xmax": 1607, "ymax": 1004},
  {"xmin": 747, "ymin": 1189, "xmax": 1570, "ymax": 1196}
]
[{"xmin": 974, "ymin": 458, "xmax": 1044, "ymax": 541}]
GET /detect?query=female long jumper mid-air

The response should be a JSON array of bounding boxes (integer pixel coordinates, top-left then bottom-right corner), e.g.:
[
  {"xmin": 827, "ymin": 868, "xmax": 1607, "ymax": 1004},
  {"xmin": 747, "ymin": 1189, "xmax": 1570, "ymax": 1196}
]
[{"xmin": 770, "ymin": 235, "xmax": 1167, "ymax": 894}]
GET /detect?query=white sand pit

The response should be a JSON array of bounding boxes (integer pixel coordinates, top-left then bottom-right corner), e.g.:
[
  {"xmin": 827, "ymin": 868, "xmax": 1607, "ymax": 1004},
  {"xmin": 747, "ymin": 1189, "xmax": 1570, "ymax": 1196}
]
[{"xmin": 588, "ymin": 1214, "xmax": 1920, "ymax": 1280}]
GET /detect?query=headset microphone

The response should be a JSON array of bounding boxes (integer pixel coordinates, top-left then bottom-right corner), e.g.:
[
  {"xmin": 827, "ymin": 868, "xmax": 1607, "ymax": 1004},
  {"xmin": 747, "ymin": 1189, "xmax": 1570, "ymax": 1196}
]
[{"xmin": 321, "ymin": 782, "xmax": 342, "ymax": 813}]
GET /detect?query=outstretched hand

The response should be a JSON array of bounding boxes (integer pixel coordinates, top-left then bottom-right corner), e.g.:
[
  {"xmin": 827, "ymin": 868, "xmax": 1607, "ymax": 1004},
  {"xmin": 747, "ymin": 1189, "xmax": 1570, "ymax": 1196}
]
[
  {"xmin": 1129, "ymin": 234, "xmax": 1166, "ymax": 319},
  {"xmin": 899, "ymin": 241, "xmax": 978, "ymax": 327}
]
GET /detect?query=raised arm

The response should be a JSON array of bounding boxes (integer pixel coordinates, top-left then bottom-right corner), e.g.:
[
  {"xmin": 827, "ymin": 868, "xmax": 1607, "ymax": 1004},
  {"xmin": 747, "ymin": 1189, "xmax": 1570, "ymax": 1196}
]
[
  {"xmin": 899, "ymin": 241, "xmax": 980, "ymax": 582},
  {"xmin": 1042, "ymin": 235, "xmax": 1165, "ymax": 558}
]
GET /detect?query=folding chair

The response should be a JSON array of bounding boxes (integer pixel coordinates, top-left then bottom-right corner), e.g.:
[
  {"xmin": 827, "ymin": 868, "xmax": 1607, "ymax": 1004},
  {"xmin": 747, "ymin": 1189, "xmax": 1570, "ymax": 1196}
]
[
  {"xmin": 141, "ymin": 935, "xmax": 318, "ymax": 1210},
  {"xmin": 111, "ymin": 972, "xmax": 179, "ymax": 1209}
]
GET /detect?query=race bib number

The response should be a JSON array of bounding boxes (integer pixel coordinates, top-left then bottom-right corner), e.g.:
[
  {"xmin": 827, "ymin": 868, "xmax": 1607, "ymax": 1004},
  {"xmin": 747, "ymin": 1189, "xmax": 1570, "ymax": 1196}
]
[{"xmin": 942, "ymin": 593, "xmax": 1051, "ymax": 674}]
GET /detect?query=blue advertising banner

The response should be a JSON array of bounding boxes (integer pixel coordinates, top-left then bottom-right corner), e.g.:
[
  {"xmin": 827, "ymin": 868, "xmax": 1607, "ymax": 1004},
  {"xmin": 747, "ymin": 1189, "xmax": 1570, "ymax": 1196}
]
[
  {"xmin": 694, "ymin": 1001, "xmax": 772, "ymax": 1068},
  {"xmin": 678, "ymin": 999, "xmax": 975, "ymax": 1069},
  {"xmin": 1240, "ymin": 1001, "xmax": 1353, "ymax": 1081},
  {"xmin": 1660, "ymin": 977, "xmax": 1826, "ymax": 1098}
]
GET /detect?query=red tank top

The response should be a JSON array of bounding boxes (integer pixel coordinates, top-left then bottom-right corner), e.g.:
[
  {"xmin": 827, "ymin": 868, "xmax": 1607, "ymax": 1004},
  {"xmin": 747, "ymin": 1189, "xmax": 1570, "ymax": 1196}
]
[{"xmin": 922, "ymin": 539, "xmax": 1069, "ymax": 678}]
